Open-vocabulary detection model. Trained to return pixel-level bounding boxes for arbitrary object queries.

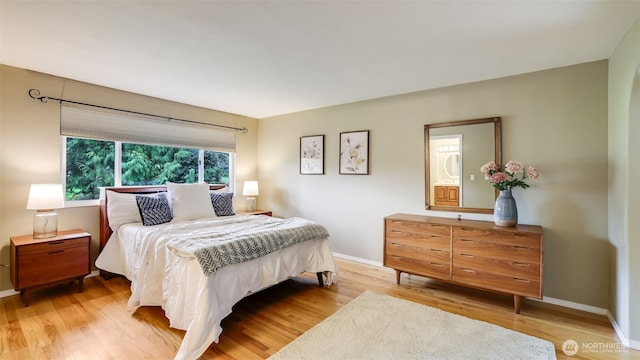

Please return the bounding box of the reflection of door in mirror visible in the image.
[425,117,501,214]
[430,135,461,206]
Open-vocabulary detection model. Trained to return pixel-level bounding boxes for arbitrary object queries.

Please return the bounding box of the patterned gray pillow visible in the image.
[136,193,173,226]
[210,192,235,216]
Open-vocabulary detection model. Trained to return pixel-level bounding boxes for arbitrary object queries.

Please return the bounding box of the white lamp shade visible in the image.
[242,181,259,196]
[26,184,65,210]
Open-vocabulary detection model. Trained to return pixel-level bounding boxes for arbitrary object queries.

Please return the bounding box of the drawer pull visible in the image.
[461,268,476,273]
[430,248,443,252]
[513,262,531,267]
[430,262,443,266]
[391,230,403,233]
[460,238,474,242]
[460,253,474,257]
[48,249,64,254]
[48,241,64,245]
[513,277,530,283]
[514,245,531,250]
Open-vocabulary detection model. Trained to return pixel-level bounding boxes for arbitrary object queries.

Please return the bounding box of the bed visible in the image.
[95,183,337,360]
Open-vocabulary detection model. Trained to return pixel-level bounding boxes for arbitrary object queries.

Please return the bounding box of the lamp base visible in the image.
[245,197,256,212]
[33,211,58,239]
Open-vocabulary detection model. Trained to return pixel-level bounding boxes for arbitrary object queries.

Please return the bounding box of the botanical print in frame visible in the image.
[300,135,325,175]
[339,130,369,175]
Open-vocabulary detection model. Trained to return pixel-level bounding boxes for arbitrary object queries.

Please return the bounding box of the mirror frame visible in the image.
[424,117,502,214]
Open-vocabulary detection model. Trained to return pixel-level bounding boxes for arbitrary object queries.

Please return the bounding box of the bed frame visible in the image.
[98,185,325,286]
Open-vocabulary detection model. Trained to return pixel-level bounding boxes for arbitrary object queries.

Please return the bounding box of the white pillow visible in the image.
[166,182,216,221]
[106,190,142,230]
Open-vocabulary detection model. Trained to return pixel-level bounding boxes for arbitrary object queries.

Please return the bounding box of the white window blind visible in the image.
[60,103,237,152]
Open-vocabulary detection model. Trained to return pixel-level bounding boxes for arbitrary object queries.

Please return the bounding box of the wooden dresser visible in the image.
[384,213,543,313]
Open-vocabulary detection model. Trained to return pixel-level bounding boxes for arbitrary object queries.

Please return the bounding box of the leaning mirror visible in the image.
[424,117,501,214]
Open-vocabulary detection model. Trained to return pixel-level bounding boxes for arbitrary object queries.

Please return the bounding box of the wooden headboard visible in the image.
[99,185,227,252]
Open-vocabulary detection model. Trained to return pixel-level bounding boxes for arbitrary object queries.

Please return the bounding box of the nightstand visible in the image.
[237,210,272,216]
[10,229,91,306]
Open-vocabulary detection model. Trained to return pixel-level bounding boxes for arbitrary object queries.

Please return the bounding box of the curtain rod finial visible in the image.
[28,88,48,103]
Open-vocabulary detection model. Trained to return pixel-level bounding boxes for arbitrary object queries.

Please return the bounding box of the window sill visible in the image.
[64,199,100,208]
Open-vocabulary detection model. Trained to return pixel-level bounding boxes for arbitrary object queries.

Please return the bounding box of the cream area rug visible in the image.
[269,290,556,360]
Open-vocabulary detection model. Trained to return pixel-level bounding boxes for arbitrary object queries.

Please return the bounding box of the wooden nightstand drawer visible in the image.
[10,229,91,306]
[18,246,90,289]
[18,236,88,255]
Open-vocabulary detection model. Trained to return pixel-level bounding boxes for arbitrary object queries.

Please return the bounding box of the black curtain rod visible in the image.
[28,88,248,133]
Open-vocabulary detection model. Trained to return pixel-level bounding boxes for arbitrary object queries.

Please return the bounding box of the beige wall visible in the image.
[0,64,259,292]
[608,19,640,345]
[259,60,609,308]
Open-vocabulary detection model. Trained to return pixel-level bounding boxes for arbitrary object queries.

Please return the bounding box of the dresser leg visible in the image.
[514,295,522,314]
[20,289,31,307]
[78,277,85,293]
[395,270,401,285]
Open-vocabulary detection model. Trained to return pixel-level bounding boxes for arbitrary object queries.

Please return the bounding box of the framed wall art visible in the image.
[339,130,369,175]
[300,135,325,175]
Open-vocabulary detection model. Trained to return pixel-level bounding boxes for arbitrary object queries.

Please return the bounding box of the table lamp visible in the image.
[242,181,259,212]
[26,184,65,238]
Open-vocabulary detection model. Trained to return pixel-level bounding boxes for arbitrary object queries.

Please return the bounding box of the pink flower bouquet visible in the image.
[481,160,540,191]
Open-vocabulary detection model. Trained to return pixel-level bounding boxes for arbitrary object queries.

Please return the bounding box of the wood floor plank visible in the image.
[0,258,637,359]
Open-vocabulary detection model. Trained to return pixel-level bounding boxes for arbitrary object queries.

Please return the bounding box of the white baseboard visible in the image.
[606,311,640,350]
[333,252,383,268]
[0,288,19,298]
[533,295,608,315]
[333,252,640,350]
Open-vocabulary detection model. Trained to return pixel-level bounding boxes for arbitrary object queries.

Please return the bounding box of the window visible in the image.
[64,137,232,201]
[65,138,115,200]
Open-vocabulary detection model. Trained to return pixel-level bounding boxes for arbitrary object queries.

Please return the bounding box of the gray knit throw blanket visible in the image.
[167,216,329,276]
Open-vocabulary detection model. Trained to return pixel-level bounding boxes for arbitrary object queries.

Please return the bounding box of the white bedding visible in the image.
[95,214,337,360]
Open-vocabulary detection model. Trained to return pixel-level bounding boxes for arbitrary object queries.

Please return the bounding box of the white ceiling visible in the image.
[1,1,639,119]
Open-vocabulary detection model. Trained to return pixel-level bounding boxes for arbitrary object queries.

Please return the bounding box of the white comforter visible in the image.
[95,215,337,360]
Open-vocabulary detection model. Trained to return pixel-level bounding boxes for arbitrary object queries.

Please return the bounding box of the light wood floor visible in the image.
[1,258,637,359]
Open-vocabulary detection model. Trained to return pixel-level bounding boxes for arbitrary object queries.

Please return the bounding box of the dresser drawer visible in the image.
[385,228,450,251]
[453,227,540,249]
[17,245,90,289]
[386,239,450,263]
[385,254,450,280]
[453,238,540,263]
[386,219,450,237]
[452,251,540,281]
[452,266,542,298]
[18,236,89,255]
